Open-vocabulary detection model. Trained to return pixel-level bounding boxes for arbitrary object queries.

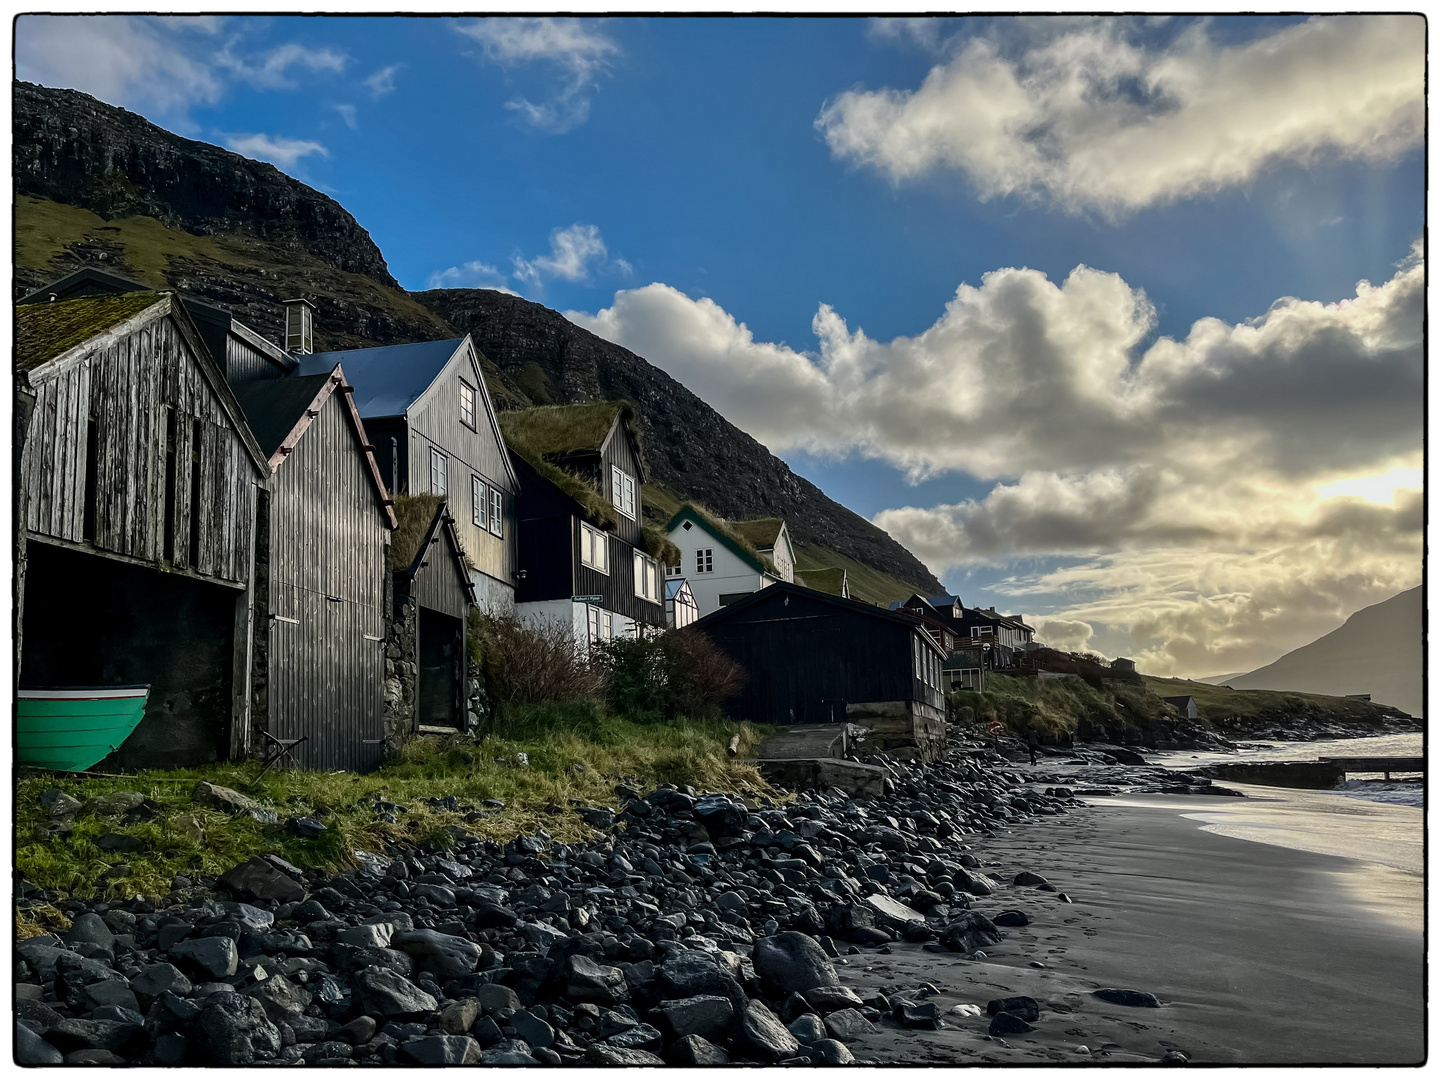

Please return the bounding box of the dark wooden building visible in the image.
[694,581,948,758]
[503,403,666,643]
[389,501,478,738]
[231,364,397,772]
[16,292,269,767]
[294,338,518,612]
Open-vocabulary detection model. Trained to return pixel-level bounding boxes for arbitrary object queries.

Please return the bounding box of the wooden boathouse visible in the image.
[231,365,397,772]
[16,292,269,767]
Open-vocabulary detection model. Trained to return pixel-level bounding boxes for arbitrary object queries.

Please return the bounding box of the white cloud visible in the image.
[1028,617,1095,654]
[220,133,330,172]
[514,224,611,287]
[818,15,1423,215]
[17,14,225,119]
[455,17,619,133]
[869,18,946,52]
[425,261,515,292]
[16,14,348,125]
[218,41,347,90]
[567,243,1423,677]
[333,104,359,130]
[365,64,401,99]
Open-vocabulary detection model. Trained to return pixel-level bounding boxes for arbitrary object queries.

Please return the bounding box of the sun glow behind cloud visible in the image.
[1316,465,1423,505]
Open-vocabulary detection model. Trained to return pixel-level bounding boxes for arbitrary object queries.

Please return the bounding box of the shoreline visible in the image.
[836,793,1424,1065]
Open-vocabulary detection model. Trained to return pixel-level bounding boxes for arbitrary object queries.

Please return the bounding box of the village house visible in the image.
[293,336,519,613]
[695,581,948,759]
[230,364,397,772]
[1165,694,1200,720]
[15,292,269,768]
[663,507,791,617]
[501,402,671,644]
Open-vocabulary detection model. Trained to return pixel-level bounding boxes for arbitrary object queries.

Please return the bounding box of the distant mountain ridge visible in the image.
[1228,587,1423,717]
[12,80,943,599]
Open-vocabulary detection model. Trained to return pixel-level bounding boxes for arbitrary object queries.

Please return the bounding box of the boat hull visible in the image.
[17,686,150,772]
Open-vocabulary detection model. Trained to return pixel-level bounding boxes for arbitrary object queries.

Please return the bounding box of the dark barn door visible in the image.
[417,607,464,729]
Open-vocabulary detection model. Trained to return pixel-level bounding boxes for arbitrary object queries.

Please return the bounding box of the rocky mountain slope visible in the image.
[13,81,942,597]
[1228,587,1423,717]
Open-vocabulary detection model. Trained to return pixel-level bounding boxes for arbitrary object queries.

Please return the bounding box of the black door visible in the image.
[418,607,463,729]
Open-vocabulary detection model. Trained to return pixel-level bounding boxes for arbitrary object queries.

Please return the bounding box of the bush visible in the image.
[595,627,744,723]
[473,613,607,712]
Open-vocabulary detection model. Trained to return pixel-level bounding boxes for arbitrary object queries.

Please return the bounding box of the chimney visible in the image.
[282,297,317,355]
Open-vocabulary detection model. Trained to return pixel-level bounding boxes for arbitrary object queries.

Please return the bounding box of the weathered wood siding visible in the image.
[405,344,516,594]
[267,391,389,773]
[410,530,472,621]
[601,424,645,548]
[225,330,286,385]
[20,311,256,585]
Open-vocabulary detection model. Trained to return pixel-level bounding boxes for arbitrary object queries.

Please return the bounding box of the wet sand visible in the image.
[834,797,1424,1065]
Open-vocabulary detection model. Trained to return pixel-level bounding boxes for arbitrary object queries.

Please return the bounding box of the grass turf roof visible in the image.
[798,566,848,597]
[391,493,445,569]
[498,400,637,458]
[728,517,785,550]
[16,291,166,372]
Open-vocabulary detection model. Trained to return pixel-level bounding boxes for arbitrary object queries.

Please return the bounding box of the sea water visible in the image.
[1151,732,1424,808]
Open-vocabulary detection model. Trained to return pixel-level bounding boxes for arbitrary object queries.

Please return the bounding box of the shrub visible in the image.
[595,627,744,723]
[473,612,608,712]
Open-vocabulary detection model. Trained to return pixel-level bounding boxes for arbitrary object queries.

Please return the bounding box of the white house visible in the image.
[663,507,789,617]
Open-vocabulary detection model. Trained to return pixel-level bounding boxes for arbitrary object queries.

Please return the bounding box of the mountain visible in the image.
[13,80,942,601]
[1228,587,1424,717]
[1194,672,1246,686]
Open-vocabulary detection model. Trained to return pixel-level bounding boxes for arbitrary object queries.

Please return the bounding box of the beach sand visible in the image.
[834,795,1424,1065]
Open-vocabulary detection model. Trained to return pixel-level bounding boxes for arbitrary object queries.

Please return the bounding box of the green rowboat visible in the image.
[17,685,150,771]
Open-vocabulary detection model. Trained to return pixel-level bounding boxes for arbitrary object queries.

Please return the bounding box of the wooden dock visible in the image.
[1200,756,1423,789]
[1318,757,1423,781]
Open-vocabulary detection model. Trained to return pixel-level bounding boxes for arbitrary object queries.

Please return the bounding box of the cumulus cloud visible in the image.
[1028,617,1095,655]
[817,15,1423,215]
[456,17,619,132]
[220,133,329,172]
[425,261,515,293]
[514,224,612,287]
[16,14,347,125]
[568,243,1423,676]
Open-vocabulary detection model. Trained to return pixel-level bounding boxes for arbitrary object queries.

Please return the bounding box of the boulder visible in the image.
[16,1023,64,1065]
[823,1008,878,1040]
[399,1035,482,1065]
[392,928,481,978]
[439,1000,479,1035]
[987,996,1040,1021]
[801,985,865,1015]
[194,993,282,1065]
[554,954,628,1005]
[736,999,801,1063]
[666,1034,731,1065]
[752,932,840,995]
[940,912,1002,954]
[247,974,312,1020]
[586,1044,666,1065]
[989,1011,1035,1036]
[169,937,239,980]
[89,791,147,815]
[813,1038,856,1065]
[217,857,305,903]
[353,968,438,1017]
[651,995,734,1042]
[192,781,259,814]
[1094,988,1164,1008]
[993,910,1030,927]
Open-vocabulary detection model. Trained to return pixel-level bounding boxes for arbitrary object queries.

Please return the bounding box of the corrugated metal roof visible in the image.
[232,373,334,457]
[294,338,465,418]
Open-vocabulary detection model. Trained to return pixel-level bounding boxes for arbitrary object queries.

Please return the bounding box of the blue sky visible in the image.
[16,14,1425,678]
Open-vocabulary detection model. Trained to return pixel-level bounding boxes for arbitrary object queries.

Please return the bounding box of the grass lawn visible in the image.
[16,705,772,930]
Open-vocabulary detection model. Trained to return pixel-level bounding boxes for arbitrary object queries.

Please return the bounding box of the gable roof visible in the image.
[16,292,166,372]
[16,291,269,477]
[694,580,946,656]
[665,505,775,576]
[499,400,645,482]
[232,364,397,530]
[295,338,467,418]
[399,500,477,606]
[665,578,694,602]
[728,517,786,551]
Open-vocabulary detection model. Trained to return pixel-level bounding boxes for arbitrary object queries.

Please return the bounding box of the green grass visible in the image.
[16,291,165,371]
[1141,676,1399,730]
[949,672,1170,740]
[792,543,929,606]
[16,708,773,920]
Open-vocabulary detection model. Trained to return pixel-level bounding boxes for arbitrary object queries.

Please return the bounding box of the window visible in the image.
[459,381,476,429]
[490,488,504,538]
[913,637,923,681]
[430,448,448,495]
[611,466,637,521]
[634,551,660,603]
[580,523,609,573]
[696,548,714,574]
[472,475,488,530]
[665,562,682,577]
[977,625,993,637]
[587,605,612,644]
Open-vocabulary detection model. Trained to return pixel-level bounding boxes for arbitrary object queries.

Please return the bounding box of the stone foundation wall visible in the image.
[383,583,418,756]
[846,699,947,761]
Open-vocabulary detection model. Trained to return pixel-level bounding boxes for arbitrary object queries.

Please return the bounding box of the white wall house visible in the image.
[663,508,787,618]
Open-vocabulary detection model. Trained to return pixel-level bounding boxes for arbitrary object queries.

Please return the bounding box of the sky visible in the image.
[15,13,1426,678]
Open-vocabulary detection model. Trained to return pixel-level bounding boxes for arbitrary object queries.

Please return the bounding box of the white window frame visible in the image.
[587,605,612,644]
[472,475,487,530]
[459,381,476,429]
[696,548,713,574]
[634,550,660,603]
[611,466,637,521]
[490,487,504,538]
[580,523,609,574]
[429,448,448,496]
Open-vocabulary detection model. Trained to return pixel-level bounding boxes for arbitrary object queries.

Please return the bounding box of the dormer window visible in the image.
[459,381,476,429]
[611,466,636,521]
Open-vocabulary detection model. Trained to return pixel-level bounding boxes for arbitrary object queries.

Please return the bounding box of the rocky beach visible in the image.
[14,730,1424,1067]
